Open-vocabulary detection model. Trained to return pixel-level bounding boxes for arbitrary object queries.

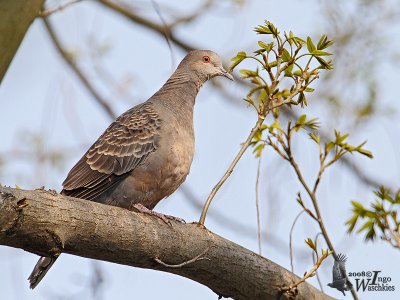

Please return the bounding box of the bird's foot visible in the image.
[133,203,185,225]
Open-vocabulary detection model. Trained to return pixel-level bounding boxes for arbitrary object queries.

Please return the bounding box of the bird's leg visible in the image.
[133,203,185,224]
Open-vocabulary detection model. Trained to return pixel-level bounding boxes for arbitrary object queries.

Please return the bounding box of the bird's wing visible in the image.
[62,103,161,200]
[332,256,345,282]
[336,253,348,279]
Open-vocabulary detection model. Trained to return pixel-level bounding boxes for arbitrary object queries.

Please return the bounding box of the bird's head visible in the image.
[179,50,234,83]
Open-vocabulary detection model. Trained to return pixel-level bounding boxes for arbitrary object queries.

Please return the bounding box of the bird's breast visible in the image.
[162,122,195,185]
[115,122,194,209]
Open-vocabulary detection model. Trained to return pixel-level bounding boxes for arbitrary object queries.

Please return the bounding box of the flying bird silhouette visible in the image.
[327,253,353,296]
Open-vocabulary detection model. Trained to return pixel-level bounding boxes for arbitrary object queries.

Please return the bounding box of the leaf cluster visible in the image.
[346,186,400,249]
[229,20,334,115]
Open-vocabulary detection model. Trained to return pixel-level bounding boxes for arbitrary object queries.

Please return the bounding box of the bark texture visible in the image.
[0,0,44,83]
[0,186,334,300]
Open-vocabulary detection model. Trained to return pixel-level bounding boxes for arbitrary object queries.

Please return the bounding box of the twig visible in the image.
[169,0,213,27]
[289,210,305,272]
[286,134,359,300]
[154,246,211,268]
[98,0,194,52]
[39,0,82,17]
[199,115,265,225]
[199,71,307,226]
[150,0,175,71]
[282,250,330,293]
[312,232,324,292]
[42,17,116,120]
[255,156,262,255]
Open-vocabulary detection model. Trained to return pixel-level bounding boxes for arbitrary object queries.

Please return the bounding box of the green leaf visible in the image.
[365,226,376,241]
[284,63,294,77]
[351,200,365,211]
[293,70,302,77]
[298,92,307,107]
[315,57,334,70]
[240,68,259,78]
[357,148,373,159]
[253,129,263,141]
[317,34,327,50]
[229,51,247,71]
[336,133,349,144]
[309,133,321,144]
[282,49,291,62]
[254,25,272,35]
[266,21,279,37]
[293,36,306,45]
[357,219,374,234]
[345,214,359,233]
[296,192,304,207]
[305,238,316,251]
[395,189,400,204]
[317,34,334,50]
[307,36,316,53]
[297,114,307,124]
[253,143,265,157]
[311,50,333,57]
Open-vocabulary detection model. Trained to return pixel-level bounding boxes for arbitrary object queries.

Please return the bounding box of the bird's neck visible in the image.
[152,69,203,115]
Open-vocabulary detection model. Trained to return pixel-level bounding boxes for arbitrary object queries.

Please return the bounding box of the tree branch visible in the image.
[97,0,194,52]
[0,185,333,300]
[39,0,82,17]
[42,16,117,120]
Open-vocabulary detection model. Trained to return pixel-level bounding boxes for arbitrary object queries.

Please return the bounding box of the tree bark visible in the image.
[0,186,333,300]
[0,0,44,83]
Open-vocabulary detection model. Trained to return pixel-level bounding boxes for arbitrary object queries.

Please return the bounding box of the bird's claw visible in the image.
[133,203,185,225]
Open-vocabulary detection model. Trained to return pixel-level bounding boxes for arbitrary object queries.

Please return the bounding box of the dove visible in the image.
[28,50,233,289]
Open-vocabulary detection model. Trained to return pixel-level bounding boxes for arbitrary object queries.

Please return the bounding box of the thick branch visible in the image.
[0,0,45,83]
[0,186,332,300]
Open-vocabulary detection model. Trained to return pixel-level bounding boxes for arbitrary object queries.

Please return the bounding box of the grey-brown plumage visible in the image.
[28,50,233,289]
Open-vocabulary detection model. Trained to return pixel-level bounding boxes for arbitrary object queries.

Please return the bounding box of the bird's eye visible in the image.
[202,56,210,63]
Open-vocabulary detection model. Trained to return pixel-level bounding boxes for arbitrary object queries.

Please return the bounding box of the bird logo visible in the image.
[327,253,353,296]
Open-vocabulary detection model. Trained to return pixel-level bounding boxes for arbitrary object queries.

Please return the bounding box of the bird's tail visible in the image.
[28,256,57,289]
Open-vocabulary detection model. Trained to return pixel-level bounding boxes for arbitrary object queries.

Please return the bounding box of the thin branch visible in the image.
[286,134,359,300]
[199,69,309,226]
[282,250,330,294]
[98,0,194,52]
[169,0,213,27]
[255,156,262,255]
[199,115,265,225]
[312,232,325,292]
[290,210,305,273]
[40,0,82,17]
[154,246,211,268]
[42,17,116,120]
[150,0,175,71]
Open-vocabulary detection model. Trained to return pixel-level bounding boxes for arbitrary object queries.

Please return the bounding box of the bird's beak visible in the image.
[219,67,234,81]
